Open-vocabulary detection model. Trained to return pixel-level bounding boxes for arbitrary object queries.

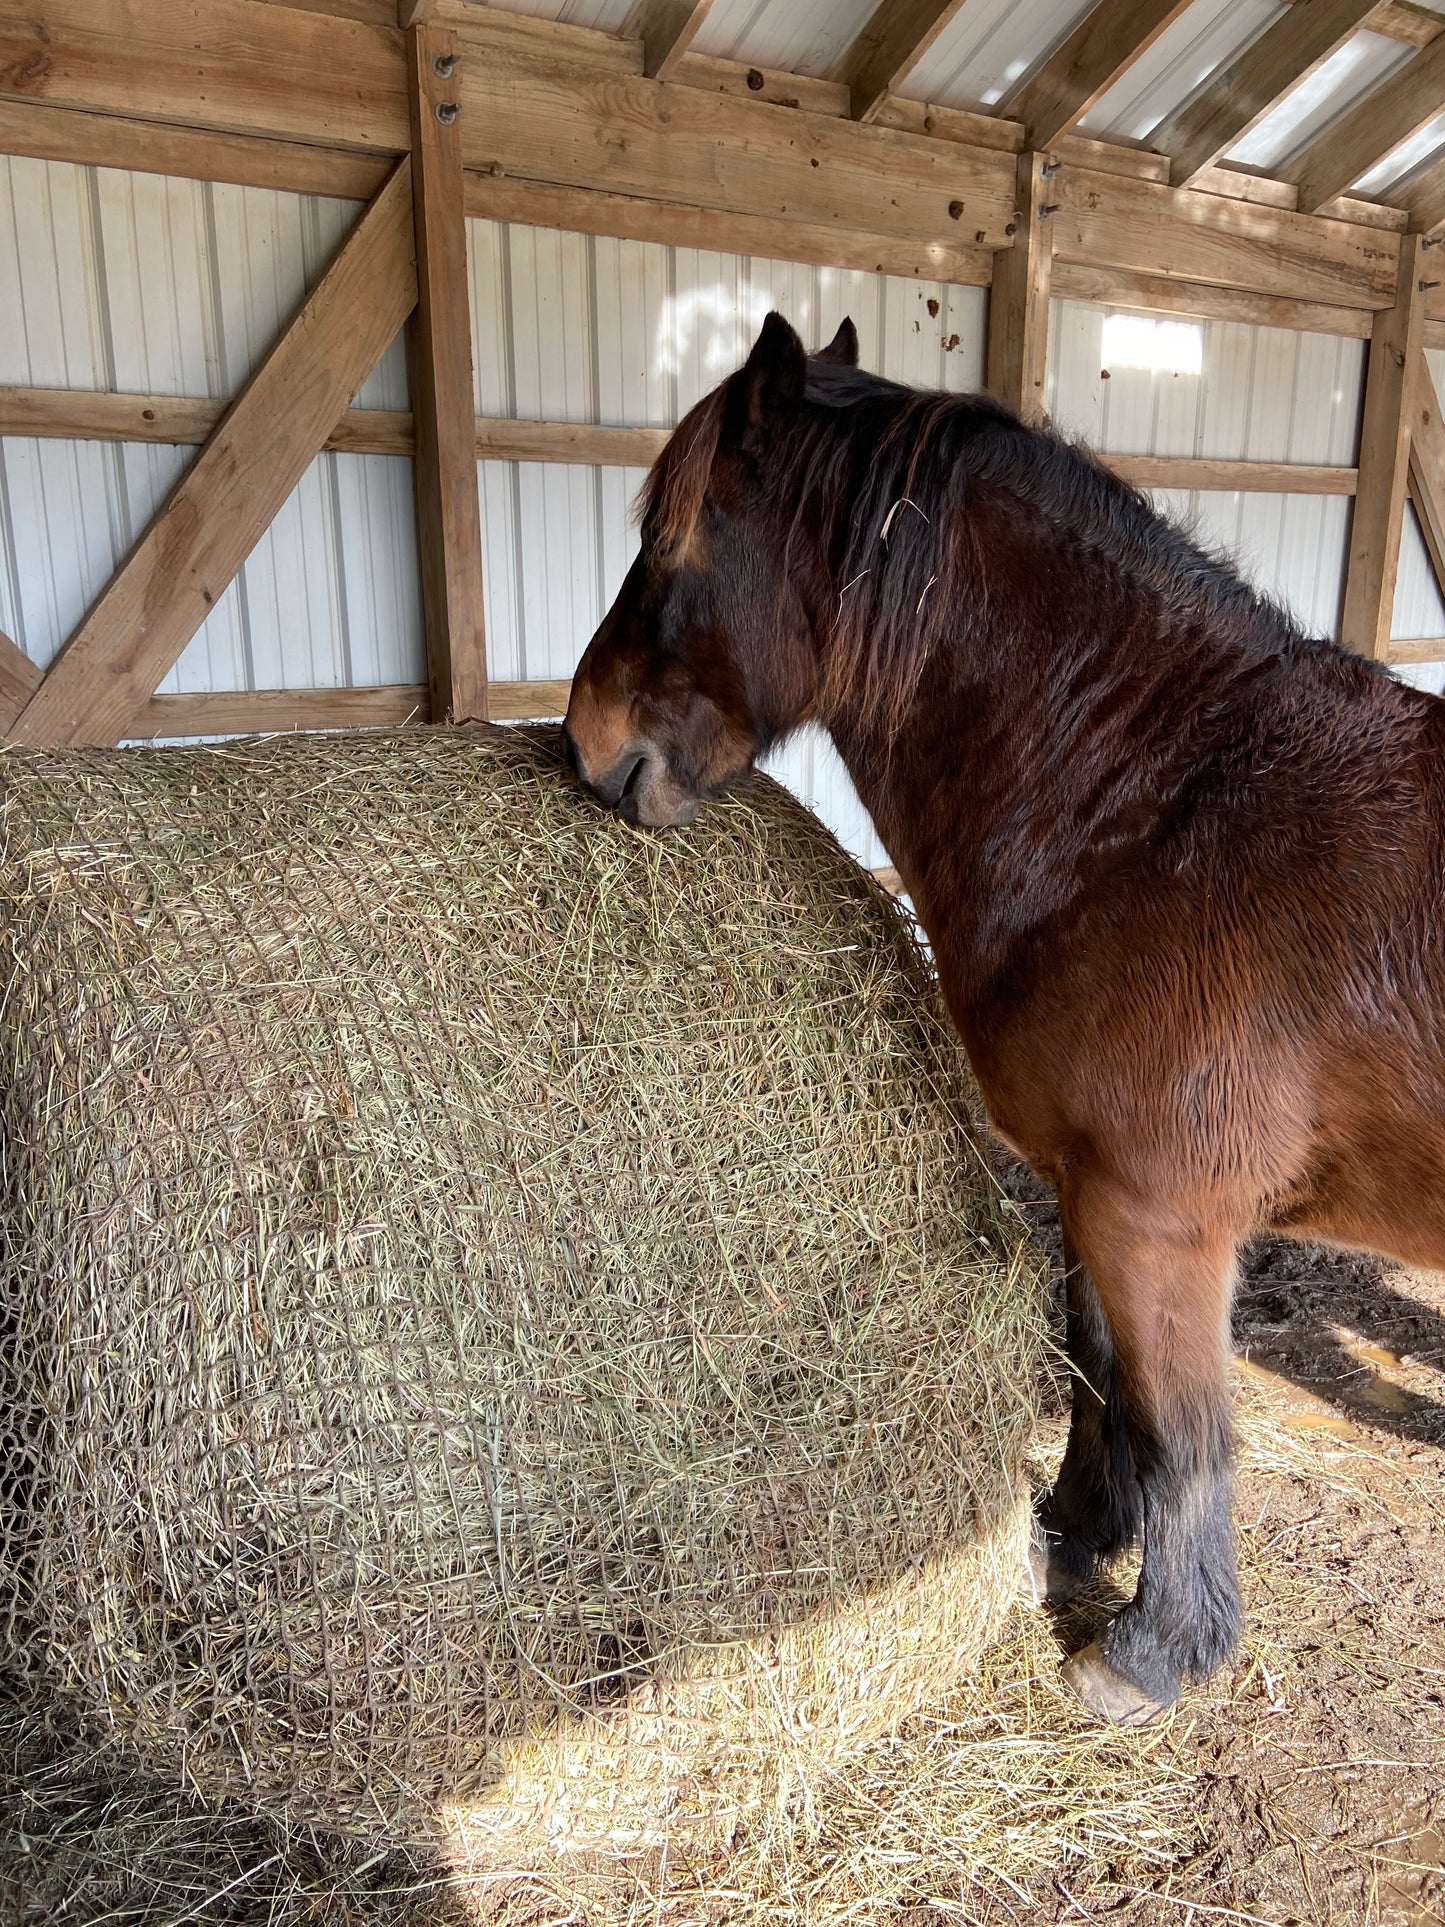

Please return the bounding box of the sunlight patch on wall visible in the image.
[1100,313,1204,376]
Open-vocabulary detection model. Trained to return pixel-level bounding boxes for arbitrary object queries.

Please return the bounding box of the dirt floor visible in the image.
[5,1188,1444,1926]
[996,1167,1445,1927]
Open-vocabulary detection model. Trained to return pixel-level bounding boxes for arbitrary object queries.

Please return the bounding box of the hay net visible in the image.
[0,724,1043,1845]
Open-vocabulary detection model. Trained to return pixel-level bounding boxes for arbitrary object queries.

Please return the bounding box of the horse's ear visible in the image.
[740,311,807,430]
[816,317,859,367]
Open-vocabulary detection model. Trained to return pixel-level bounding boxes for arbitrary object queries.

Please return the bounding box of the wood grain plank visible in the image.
[1149,0,1380,190]
[1050,260,1375,338]
[1400,155,1445,235]
[463,173,995,286]
[0,0,408,153]
[461,56,1018,251]
[986,152,1053,424]
[0,387,414,454]
[0,627,41,730]
[7,160,419,748]
[830,0,970,124]
[1107,456,1358,494]
[1051,164,1402,311]
[0,97,392,198]
[1340,233,1428,658]
[407,22,488,724]
[130,678,573,736]
[1007,0,1194,151]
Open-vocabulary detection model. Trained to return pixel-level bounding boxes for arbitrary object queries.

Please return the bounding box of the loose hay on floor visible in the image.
[0,724,1046,1872]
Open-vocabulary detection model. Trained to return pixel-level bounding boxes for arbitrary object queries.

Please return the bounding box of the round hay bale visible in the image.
[0,725,1045,1864]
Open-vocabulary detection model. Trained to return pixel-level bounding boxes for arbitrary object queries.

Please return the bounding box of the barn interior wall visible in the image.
[2,154,1444,856]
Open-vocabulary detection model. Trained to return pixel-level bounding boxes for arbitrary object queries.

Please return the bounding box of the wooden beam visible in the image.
[463,174,995,287]
[986,152,1053,424]
[1286,34,1445,213]
[0,0,409,155]
[474,419,671,465]
[0,628,41,730]
[1149,0,1381,190]
[1050,259,1376,338]
[830,0,969,125]
[128,677,572,738]
[625,1,716,82]
[1408,360,1445,599]
[133,683,429,737]
[1387,635,1445,663]
[0,385,1367,493]
[406,21,488,725]
[1399,157,1445,235]
[1049,164,1401,312]
[1006,0,1195,152]
[462,48,1017,251]
[6,160,418,749]
[1108,456,1357,494]
[1340,233,1429,659]
[0,98,392,200]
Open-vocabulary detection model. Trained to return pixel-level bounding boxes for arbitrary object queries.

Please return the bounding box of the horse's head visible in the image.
[564,311,858,827]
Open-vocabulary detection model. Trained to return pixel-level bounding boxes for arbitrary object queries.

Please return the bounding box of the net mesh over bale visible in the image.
[0,724,1045,1865]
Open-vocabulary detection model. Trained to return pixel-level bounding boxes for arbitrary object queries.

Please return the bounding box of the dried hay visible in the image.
[0,724,1047,1869]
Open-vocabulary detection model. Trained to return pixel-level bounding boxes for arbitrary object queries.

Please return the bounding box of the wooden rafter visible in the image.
[830,0,968,125]
[406,21,489,725]
[985,152,1053,424]
[1409,360,1445,599]
[1286,33,1445,213]
[1400,157,1445,235]
[1005,0,1194,153]
[625,0,716,81]
[1148,0,1380,190]
[1340,233,1429,659]
[5,160,419,749]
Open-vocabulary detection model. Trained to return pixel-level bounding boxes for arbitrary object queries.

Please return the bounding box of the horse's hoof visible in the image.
[1024,1529,1089,1606]
[1061,1641,1172,1726]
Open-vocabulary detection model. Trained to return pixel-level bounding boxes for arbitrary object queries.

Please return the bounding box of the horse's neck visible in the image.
[825,615,1232,1002]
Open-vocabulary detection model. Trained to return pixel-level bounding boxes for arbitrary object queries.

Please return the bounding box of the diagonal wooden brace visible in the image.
[5,158,419,749]
[1409,360,1445,605]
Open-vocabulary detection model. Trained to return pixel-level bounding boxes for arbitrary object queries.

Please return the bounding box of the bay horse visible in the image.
[562,311,1445,1725]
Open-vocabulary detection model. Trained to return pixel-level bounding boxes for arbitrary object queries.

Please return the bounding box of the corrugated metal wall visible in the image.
[0,155,421,694]
[3,154,1444,859]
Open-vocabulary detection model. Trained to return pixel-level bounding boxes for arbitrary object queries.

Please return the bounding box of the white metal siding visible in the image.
[1046,296,1364,636]
[1080,0,1283,143]
[0,154,422,692]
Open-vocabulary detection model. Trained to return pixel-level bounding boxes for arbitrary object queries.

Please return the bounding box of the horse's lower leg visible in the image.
[1058,1187,1241,1720]
[1034,1231,1142,1597]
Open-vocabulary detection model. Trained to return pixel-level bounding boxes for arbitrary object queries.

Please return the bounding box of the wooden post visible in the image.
[985,152,1053,425]
[406,21,489,726]
[1340,234,1429,660]
[7,161,418,748]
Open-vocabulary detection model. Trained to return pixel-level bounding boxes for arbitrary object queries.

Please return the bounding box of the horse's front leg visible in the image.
[1032,1227,1143,1599]
[1055,1180,1242,1723]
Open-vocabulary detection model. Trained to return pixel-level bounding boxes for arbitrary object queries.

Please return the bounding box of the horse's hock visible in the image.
[0,724,1046,1865]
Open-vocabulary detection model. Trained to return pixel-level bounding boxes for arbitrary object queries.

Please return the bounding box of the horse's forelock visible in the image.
[640,381,731,560]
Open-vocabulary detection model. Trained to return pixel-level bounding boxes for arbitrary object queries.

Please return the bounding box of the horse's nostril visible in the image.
[618,754,646,807]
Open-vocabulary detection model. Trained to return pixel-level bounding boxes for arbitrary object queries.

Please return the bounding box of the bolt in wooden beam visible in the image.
[406,22,489,725]
[6,160,418,748]
[985,153,1054,425]
[1340,233,1429,659]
